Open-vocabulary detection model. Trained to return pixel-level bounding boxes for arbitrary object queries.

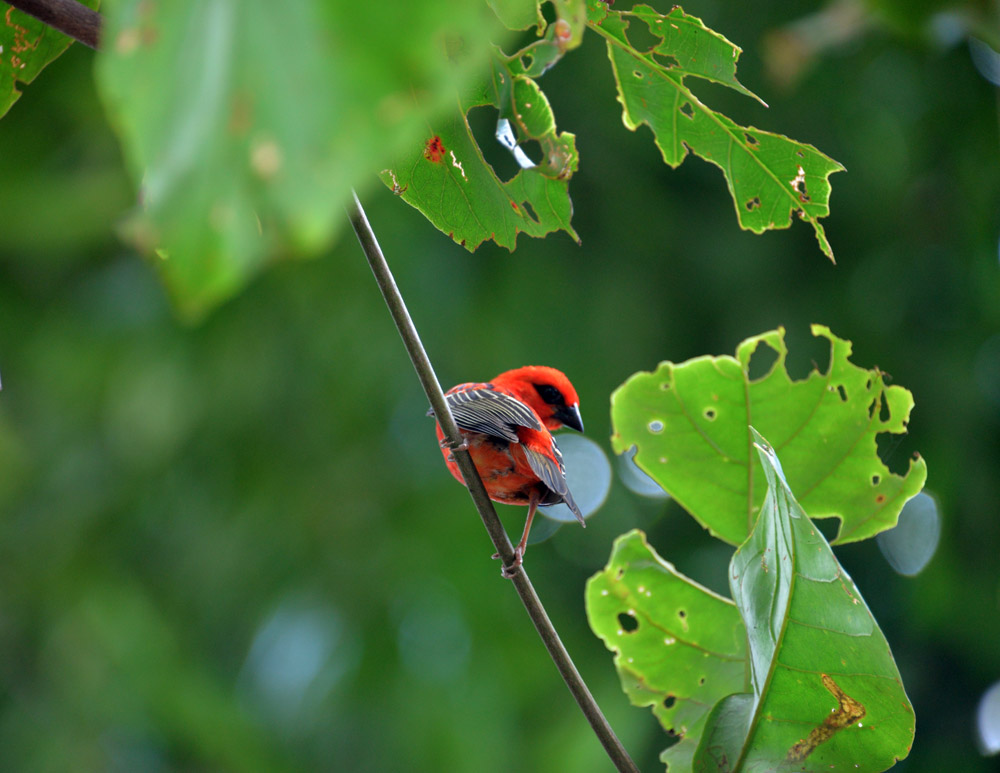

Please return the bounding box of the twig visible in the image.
[347,190,640,773]
[4,0,102,50]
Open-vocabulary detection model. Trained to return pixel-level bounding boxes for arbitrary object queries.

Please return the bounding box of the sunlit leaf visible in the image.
[586,530,746,770]
[693,431,914,771]
[611,325,927,545]
[96,0,495,319]
[0,0,100,119]
[587,2,844,259]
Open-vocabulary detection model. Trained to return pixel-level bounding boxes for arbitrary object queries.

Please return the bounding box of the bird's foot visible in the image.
[439,437,469,452]
[492,548,524,579]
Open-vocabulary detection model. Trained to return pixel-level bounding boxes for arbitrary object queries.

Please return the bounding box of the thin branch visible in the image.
[5,0,102,50]
[347,190,640,773]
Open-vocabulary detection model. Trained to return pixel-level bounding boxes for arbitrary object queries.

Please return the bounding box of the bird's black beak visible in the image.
[554,404,584,433]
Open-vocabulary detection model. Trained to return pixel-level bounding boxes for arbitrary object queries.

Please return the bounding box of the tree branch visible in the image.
[4,0,102,50]
[347,190,639,773]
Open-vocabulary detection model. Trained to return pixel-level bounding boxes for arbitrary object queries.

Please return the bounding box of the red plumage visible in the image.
[431,366,585,575]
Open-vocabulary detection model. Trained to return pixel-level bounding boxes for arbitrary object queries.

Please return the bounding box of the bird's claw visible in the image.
[439,437,469,452]
[493,548,524,579]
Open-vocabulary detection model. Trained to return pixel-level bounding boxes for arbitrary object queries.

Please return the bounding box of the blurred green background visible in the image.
[1,1,999,770]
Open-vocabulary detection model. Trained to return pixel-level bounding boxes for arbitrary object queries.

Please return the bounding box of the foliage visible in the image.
[0,0,843,318]
[587,3,843,258]
[1,0,995,772]
[587,530,746,770]
[377,52,581,251]
[591,332,923,769]
[385,0,843,261]
[609,325,927,546]
[92,0,500,318]
[696,432,913,771]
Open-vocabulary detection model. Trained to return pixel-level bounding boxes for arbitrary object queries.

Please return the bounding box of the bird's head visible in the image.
[491,366,584,433]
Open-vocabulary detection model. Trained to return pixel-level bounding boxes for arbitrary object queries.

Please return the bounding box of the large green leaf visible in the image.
[0,0,100,119]
[488,0,543,32]
[96,0,496,319]
[380,38,581,251]
[610,325,927,546]
[586,530,746,770]
[587,2,844,259]
[693,431,914,771]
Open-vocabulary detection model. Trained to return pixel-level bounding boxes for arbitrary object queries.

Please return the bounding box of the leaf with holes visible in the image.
[693,432,914,771]
[379,49,579,252]
[1,0,100,119]
[586,530,746,770]
[610,325,927,546]
[587,2,844,259]
[96,0,495,319]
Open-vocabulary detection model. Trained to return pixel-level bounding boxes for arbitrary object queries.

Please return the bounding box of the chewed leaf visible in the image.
[381,54,579,251]
[588,2,844,259]
[1,0,100,119]
[586,530,746,770]
[610,325,927,545]
[693,433,914,770]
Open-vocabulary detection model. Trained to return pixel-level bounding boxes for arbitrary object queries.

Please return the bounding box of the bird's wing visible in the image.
[521,441,585,526]
[443,387,543,443]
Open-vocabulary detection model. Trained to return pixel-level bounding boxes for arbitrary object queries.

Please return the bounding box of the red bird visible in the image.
[431,366,585,575]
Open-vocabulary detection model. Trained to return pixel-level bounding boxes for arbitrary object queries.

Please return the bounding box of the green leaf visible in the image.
[588,2,844,259]
[586,530,747,770]
[96,0,495,319]
[693,431,914,771]
[610,325,927,546]
[0,0,100,119]
[488,0,543,31]
[380,53,579,252]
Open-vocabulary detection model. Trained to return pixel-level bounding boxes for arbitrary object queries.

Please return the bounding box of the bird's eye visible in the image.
[534,384,563,405]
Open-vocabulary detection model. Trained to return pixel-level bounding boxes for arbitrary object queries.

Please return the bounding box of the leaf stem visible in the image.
[4,0,102,50]
[347,190,639,773]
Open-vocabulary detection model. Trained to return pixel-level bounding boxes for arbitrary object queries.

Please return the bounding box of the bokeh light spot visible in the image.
[875,492,940,576]
[977,679,1000,755]
[239,595,360,729]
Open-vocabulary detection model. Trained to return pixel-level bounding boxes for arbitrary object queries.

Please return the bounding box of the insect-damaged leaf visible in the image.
[379,52,580,252]
[586,530,746,770]
[610,325,927,546]
[692,432,914,771]
[587,2,844,259]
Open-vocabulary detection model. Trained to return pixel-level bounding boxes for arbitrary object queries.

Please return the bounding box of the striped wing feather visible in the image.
[444,388,542,442]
